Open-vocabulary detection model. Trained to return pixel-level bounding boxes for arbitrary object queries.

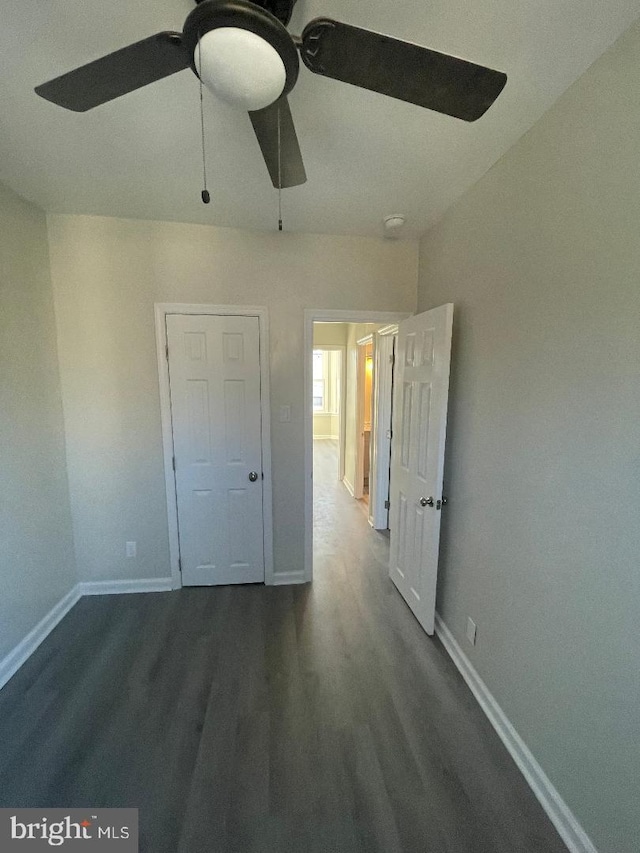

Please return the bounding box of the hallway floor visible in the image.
[0,440,565,852]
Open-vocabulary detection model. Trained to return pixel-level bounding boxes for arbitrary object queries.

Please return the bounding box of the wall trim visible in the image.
[1,578,174,692]
[342,477,355,498]
[434,613,597,853]
[0,584,82,691]
[80,578,173,596]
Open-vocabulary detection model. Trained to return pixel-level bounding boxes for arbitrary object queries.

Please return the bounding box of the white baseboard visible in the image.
[0,583,82,691]
[434,613,597,853]
[343,477,355,497]
[270,571,307,586]
[0,577,174,692]
[313,435,340,441]
[80,577,173,595]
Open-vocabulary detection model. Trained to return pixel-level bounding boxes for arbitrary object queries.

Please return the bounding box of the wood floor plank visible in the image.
[0,439,567,853]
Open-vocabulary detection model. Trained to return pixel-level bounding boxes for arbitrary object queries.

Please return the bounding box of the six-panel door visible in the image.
[166,314,265,585]
[389,304,453,635]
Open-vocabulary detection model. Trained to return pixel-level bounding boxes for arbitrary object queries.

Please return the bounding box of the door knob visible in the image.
[420,496,434,507]
[248,471,259,482]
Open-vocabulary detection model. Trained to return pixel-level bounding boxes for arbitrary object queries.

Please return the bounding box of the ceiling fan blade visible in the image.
[35,32,190,112]
[300,19,507,122]
[249,97,307,188]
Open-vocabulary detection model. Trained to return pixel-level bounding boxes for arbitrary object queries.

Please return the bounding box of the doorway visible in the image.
[313,322,379,509]
[303,309,410,581]
[306,305,454,641]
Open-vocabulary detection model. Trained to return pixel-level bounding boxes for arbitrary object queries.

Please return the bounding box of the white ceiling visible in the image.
[2,0,639,238]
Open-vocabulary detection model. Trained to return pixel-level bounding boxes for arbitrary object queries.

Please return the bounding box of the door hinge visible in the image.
[384,499,390,510]
[172,455,176,472]
[165,343,169,361]
[389,354,394,364]
[178,556,182,571]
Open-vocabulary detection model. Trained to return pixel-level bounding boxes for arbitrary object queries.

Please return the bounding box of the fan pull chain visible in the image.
[198,37,210,204]
[277,103,283,231]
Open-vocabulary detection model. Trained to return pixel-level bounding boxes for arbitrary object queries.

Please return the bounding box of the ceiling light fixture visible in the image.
[183,1,299,112]
[197,28,285,110]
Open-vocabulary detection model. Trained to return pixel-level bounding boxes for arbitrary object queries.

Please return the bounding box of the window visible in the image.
[311,349,342,415]
[312,349,340,413]
[312,350,326,411]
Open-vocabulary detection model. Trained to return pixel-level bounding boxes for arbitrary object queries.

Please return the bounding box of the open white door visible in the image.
[389,304,453,635]
[166,313,265,586]
[371,331,396,530]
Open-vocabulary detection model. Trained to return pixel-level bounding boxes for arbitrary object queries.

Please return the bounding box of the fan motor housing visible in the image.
[183,0,299,96]
[193,0,298,27]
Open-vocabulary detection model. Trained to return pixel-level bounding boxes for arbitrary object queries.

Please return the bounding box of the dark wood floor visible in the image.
[0,439,566,852]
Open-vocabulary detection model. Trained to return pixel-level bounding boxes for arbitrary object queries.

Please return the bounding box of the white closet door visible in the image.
[167,313,264,586]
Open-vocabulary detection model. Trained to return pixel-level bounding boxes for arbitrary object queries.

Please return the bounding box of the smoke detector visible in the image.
[383,214,406,238]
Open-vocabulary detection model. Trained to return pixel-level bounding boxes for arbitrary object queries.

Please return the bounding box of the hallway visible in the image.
[0,442,565,852]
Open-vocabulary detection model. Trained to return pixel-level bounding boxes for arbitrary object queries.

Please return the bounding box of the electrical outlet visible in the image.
[125,541,137,558]
[466,617,477,646]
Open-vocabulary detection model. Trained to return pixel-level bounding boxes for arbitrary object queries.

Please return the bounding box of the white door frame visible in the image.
[370,325,398,529]
[303,309,410,582]
[155,303,274,589]
[354,341,366,500]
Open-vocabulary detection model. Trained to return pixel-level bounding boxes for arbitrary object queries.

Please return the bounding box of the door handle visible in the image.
[420,496,434,507]
[248,471,259,482]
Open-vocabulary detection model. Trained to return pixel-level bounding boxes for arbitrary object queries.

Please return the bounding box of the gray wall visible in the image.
[0,183,76,662]
[47,214,417,582]
[417,21,640,853]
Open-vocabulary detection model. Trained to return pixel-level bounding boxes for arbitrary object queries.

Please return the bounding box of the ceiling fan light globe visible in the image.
[196,27,286,111]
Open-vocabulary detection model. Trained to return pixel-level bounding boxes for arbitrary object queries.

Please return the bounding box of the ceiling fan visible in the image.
[35,0,507,190]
